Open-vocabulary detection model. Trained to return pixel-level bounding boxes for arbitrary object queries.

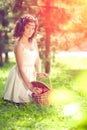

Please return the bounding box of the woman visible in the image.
[3,14,48,104]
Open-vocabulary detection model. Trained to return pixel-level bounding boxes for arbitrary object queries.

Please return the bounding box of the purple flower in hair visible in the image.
[13,14,38,38]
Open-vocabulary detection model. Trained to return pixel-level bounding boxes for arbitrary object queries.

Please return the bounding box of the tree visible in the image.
[0,9,9,66]
[37,0,70,73]
[4,0,87,69]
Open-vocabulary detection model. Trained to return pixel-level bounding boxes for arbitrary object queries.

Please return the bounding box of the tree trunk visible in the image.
[0,53,3,66]
[0,44,4,67]
[45,29,50,73]
[45,60,50,73]
[5,51,9,63]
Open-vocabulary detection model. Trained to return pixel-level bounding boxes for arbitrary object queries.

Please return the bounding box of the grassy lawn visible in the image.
[0,55,87,130]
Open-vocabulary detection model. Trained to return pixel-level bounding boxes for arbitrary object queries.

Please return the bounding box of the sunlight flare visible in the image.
[63,102,80,116]
[48,88,76,105]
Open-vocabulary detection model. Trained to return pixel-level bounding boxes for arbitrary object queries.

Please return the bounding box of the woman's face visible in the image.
[23,22,35,38]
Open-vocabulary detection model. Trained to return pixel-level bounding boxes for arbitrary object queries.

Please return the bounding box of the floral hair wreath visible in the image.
[13,15,38,38]
[19,15,38,27]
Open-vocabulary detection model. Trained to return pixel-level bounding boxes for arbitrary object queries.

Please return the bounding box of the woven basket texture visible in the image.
[31,81,51,106]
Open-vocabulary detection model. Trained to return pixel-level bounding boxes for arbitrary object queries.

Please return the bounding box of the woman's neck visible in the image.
[22,35,29,43]
[19,36,34,50]
[20,35,32,45]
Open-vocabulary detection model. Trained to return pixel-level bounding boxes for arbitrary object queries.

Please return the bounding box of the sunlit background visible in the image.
[0,0,87,129]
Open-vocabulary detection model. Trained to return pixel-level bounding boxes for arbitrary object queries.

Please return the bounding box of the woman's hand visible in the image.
[28,83,42,94]
[32,87,42,94]
[37,72,49,79]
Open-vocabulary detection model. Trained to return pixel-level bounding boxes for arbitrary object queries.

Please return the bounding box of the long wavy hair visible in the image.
[13,14,38,41]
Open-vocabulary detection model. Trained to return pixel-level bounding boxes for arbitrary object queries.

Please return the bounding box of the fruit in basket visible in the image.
[37,87,43,94]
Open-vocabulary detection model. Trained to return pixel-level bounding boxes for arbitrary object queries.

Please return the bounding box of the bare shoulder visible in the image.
[14,41,24,53]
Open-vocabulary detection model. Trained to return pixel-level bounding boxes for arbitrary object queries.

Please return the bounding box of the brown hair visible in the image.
[13,14,38,40]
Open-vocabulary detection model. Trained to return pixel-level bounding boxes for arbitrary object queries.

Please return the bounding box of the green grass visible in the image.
[0,57,87,130]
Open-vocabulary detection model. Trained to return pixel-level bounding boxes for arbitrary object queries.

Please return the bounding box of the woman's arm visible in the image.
[14,42,45,94]
[14,42,33,91]
[34,42,41,73]
[35,42,48,78]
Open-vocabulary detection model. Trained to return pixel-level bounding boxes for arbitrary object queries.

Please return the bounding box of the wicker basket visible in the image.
[31,80,52,106]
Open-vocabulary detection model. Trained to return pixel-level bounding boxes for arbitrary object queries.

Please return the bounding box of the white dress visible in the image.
[3,45,38,103]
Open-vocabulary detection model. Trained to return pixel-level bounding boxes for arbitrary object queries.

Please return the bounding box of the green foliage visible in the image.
[0,57,87,130]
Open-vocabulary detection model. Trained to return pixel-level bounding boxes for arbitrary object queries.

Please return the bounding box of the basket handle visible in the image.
[48,77,52,88]
[37,76,52,89]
